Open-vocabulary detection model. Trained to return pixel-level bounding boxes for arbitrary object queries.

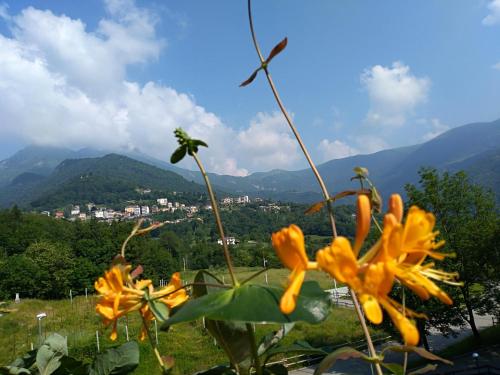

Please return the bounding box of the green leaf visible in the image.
[257,323,295,357]
[170,146,187,164]
[263,363,288,375]
[88,341,139,375]
[264,340,326,364]
[192,139,208,148]
[313,347,368,375]
[381,363,404,375]
[163,281,331,327]
[36,334,68,375]
[149,299,170,322]
[193,270,252,366]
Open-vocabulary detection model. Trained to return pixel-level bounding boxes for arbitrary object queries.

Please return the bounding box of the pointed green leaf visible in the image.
[170,146,187,164]
[88,341,139,375]
[381,363,404,375]
[314,347,368,375]
[163,281,331,327]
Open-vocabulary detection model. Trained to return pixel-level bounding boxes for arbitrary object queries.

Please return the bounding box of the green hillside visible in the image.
[0,154,206,209]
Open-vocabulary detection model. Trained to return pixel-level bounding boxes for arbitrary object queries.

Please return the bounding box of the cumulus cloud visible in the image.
[483,0,500,26]
[361,61,430,127]
[236,112,301,171]
[317,139,357,162]
[0,0,303,176]
[421,118,450,141]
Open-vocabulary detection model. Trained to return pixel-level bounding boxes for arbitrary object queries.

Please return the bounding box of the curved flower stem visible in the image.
[246,323,263,375]
[121,219,143,258]
[141,315,166,371]
[192,152,238,286]
[246,2,381,374]
[246,0,337,238]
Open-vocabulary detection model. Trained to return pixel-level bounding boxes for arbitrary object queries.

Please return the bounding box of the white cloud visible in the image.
[361,61,430,127]
[493,62,500,70]
[421,118,450,141]
[0,1,300,176]
[317,139,358,162]
[236,112,301,171]
[483,0,500,26]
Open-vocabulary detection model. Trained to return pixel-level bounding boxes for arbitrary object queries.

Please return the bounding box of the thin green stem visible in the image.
[141,314,166,371]
[240,268,269,285]
[246,0,337,238]
[192,152,238,286]
[246,323,263,375]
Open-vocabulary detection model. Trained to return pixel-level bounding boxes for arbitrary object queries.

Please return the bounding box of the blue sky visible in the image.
[0,0,499,175]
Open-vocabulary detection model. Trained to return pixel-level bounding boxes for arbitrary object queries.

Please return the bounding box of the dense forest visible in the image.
[0,203,355,300]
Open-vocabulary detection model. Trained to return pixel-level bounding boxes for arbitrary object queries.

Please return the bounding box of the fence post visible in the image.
[96,331,100,353]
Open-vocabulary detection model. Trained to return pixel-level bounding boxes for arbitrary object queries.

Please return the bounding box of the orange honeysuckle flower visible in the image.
[316,194,458,346]
[272,224,318,314]
[95,266,187,340]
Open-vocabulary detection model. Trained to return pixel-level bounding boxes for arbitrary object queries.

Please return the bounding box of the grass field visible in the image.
[0,267,377,374]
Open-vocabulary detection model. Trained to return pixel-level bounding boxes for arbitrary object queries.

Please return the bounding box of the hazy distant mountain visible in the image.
[1,118,498,207]
[186,119,500,202]
[0,154,205,209]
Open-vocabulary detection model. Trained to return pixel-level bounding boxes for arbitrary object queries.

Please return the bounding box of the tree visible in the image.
[405,168,499,339]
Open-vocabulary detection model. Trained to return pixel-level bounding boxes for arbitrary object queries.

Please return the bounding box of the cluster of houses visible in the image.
[42,197,200,222]
[220,195,251,205]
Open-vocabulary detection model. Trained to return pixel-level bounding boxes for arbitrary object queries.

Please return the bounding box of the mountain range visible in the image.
[0,118,498,208]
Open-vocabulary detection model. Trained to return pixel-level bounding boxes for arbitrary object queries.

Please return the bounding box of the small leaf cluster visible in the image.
[170,128,208,164]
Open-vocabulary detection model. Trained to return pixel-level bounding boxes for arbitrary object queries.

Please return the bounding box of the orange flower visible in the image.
[272,224,318,314]
[316,194,457,346]
[95,266,188,340]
